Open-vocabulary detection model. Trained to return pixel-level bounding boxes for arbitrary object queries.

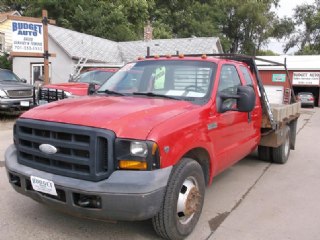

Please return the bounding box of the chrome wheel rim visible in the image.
[176,176,201,224]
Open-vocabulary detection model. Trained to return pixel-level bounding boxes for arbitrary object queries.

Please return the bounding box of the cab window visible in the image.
[218,65,242,94]
[217,64,242,110]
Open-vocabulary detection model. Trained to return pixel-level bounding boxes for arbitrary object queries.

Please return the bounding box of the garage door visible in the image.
[264,85,284,104]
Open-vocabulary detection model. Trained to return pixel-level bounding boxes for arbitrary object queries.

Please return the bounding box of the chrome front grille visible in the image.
[7,89,33,98]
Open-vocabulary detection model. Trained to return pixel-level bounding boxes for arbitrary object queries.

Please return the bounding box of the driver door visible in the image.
[209,64,252,172]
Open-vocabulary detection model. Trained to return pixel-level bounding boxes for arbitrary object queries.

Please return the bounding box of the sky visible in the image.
[264,0,315,54]
[276,0,314,18]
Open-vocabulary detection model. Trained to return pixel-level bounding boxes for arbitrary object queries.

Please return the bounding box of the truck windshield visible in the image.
[98,60,216,103]
[74,70,114,85]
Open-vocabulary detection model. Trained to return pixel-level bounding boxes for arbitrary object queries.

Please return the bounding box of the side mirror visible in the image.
[87,83,96,95]
[237,86,256,112]
[217,85,255,113]
[21,78,27,83]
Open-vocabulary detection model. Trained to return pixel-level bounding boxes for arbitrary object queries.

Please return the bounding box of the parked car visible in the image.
[38,68,118,104]
[0,68,35,112]
[297,92,315,108]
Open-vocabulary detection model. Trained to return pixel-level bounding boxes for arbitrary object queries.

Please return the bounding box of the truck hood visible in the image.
[43,83,91,96]
[22,96,195,139]
[0,80,33,91]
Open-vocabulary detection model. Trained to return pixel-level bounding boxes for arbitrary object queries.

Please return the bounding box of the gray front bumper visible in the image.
[5,145,172,221]
[0,97,34,109]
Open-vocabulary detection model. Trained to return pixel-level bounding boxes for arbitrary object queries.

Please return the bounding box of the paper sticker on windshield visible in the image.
[119,63,136,72]
[154,67,166,89]
[166,90,184,96]
[165,90,205,98]
[186,92,206,97]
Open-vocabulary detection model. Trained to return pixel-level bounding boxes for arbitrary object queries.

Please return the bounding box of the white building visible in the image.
[11,25,223,84]
[257,55,320,106]
[0,11,21,54]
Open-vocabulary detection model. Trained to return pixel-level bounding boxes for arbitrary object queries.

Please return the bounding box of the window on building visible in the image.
[31,63,51,84]
[0,32,5,52]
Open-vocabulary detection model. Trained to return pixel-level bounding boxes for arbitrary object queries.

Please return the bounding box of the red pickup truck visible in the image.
[5,55,299,240]
[38,68,118,104]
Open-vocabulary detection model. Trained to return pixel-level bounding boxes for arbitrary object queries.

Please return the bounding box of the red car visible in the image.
[38,68,118,104]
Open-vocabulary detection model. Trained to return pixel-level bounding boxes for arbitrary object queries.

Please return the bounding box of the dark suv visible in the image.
[0,69,35,111]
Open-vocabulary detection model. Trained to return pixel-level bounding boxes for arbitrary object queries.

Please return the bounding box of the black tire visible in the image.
[258,145,272,162]
[271,126,291,164]
[289,119,298,150]
[152,158,205,240]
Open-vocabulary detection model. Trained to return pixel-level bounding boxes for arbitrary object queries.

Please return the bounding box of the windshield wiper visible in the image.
[132,92,180,100]
[100,89,125,96]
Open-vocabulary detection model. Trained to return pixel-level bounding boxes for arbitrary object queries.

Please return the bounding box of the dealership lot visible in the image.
[0,108,318,240]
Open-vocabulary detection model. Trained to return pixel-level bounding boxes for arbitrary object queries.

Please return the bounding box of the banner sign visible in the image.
[12,21,44,53]
[292,72,320,85]
[272,74,286,82]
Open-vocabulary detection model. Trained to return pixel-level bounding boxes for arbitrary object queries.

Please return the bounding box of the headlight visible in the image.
[115,139,160,170]
[130,141,148,157]
[64,91,73,97]
[0,89,8,98]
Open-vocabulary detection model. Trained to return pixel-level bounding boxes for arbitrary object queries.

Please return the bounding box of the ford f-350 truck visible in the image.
[5,54,300,240]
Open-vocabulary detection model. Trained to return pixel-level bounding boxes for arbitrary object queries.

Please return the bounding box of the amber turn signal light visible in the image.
[119,160,147,170]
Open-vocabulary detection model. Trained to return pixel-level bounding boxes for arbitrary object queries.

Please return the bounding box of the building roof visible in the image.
[0,11,20,23]
[49,25,122,64]
[256,55,320,71]
[48,25,223,64]
[118,37,223,62]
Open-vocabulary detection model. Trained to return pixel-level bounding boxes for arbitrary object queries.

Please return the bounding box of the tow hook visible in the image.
[76,194,102,209]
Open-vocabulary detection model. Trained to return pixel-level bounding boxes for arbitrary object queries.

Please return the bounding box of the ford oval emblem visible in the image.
[39,144,57,155]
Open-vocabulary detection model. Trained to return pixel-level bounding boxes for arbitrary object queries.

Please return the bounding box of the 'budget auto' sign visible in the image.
[292,72,320,86]
[12,21,44,53]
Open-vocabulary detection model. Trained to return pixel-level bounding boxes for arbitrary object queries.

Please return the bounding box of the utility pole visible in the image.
[42,10,50,85]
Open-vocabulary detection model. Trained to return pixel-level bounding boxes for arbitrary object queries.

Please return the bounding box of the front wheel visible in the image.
[152,158,205,240]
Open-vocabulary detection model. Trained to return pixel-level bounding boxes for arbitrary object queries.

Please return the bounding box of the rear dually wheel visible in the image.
[272,126,291,164]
